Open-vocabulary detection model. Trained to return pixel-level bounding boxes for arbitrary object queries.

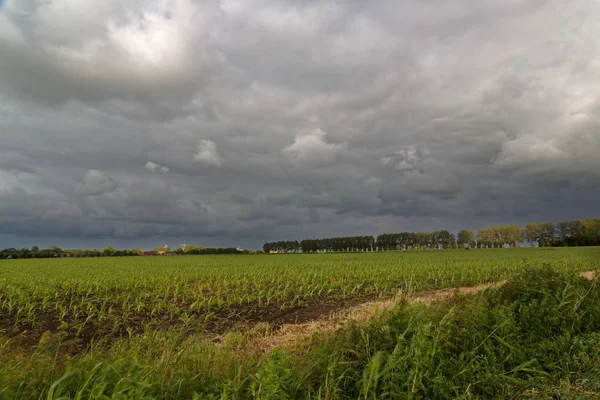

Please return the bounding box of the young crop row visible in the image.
[0,248,598,349]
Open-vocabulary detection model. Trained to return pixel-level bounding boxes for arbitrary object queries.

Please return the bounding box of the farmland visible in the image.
[1,247,600,398]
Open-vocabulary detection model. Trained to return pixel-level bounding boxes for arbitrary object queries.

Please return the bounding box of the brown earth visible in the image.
[235,270,598,354]
[2,271,596,356]
[0,292,380,355]
[580,271,596,280]
[243,281,502,354]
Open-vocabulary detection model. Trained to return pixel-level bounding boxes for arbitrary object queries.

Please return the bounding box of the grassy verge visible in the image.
[2,267,600,399]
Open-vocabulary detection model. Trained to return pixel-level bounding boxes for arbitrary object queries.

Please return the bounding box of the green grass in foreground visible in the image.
[0,247,599,398]
[3,267,600,399]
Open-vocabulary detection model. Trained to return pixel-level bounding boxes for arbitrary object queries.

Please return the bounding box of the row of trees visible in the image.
[376,231,456,250]
[533,219,600,247]
[0,246,145,259]
[470,219,600,249]
[262,241,301,253]
[185,247,249,254]
[454,219,600,249]
[264,232,458,253]
[0,245,256,259]
[263,218,600,253]
[263,237,379,253]
[301,236,376,252]
[470,225,525,248]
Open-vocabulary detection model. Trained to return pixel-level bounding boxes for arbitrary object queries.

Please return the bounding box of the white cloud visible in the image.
[0,0,214,105]
[75,170,117,196]
[380,156,393,165]
[381,146,430,172]
[194,140,223,166]
[145,161,170,173]
[282,128,345,167]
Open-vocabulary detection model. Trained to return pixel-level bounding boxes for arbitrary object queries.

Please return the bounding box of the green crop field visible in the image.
[1,247,600,398]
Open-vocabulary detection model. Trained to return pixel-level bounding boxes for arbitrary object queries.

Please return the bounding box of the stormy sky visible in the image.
[0,0,599,250]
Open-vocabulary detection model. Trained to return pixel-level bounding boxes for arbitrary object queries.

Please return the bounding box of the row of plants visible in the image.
[1,248,598,353]
[2,267,600,398]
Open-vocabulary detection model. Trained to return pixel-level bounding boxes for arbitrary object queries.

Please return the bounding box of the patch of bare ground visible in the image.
[221,281,503,354]
[235,270,597,354]
[580,271,596,280]
[406,281,504,305]
[211,293,379,334]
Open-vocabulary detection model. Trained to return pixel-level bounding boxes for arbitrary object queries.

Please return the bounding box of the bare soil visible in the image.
[2,271,596,356]
[236,270,597,354]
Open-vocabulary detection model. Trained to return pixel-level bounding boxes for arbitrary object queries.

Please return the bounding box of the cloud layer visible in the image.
[0,0,599,249]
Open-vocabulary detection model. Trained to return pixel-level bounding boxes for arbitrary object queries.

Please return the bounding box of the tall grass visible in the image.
[2,267,600,398]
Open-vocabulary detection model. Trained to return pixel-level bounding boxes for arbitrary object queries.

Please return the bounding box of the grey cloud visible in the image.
[75,170,117,196]
[0,150,36,173]
[0,168,83,227]
[0,0,599,249]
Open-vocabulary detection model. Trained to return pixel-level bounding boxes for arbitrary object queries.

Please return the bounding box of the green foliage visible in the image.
[0,249,600,398]
[457,229,475,248]
[315,267,600,399]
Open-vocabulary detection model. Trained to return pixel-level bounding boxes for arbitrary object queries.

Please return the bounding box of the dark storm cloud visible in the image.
[0,0,599,249]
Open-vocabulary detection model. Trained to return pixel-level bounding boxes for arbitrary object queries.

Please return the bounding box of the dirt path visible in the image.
[217,281,502,353]
[580,271,596,280]
[229,271,596,354]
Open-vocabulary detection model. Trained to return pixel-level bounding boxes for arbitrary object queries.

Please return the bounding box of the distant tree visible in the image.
[185,245,205,252]
[17,248,30,258]
[583,219,600,246]
[569,220,585,246]
[457,230,475,248]
[524,223,539,247]
[556,221,570,246]
[508,225,524,247]
[537,222,556,247]
[437,230,453,249]
[476,228,493,248]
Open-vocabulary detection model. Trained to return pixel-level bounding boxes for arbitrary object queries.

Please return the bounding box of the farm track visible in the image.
[236,271,597,354]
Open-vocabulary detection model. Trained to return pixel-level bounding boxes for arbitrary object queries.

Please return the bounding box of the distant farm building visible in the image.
[157,244,169,255]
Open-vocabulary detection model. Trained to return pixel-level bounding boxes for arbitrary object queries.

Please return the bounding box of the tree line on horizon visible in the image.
[0,246,143,260]
[0,245,255,260]
[1,218,598,259]
[263,218,600,253]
